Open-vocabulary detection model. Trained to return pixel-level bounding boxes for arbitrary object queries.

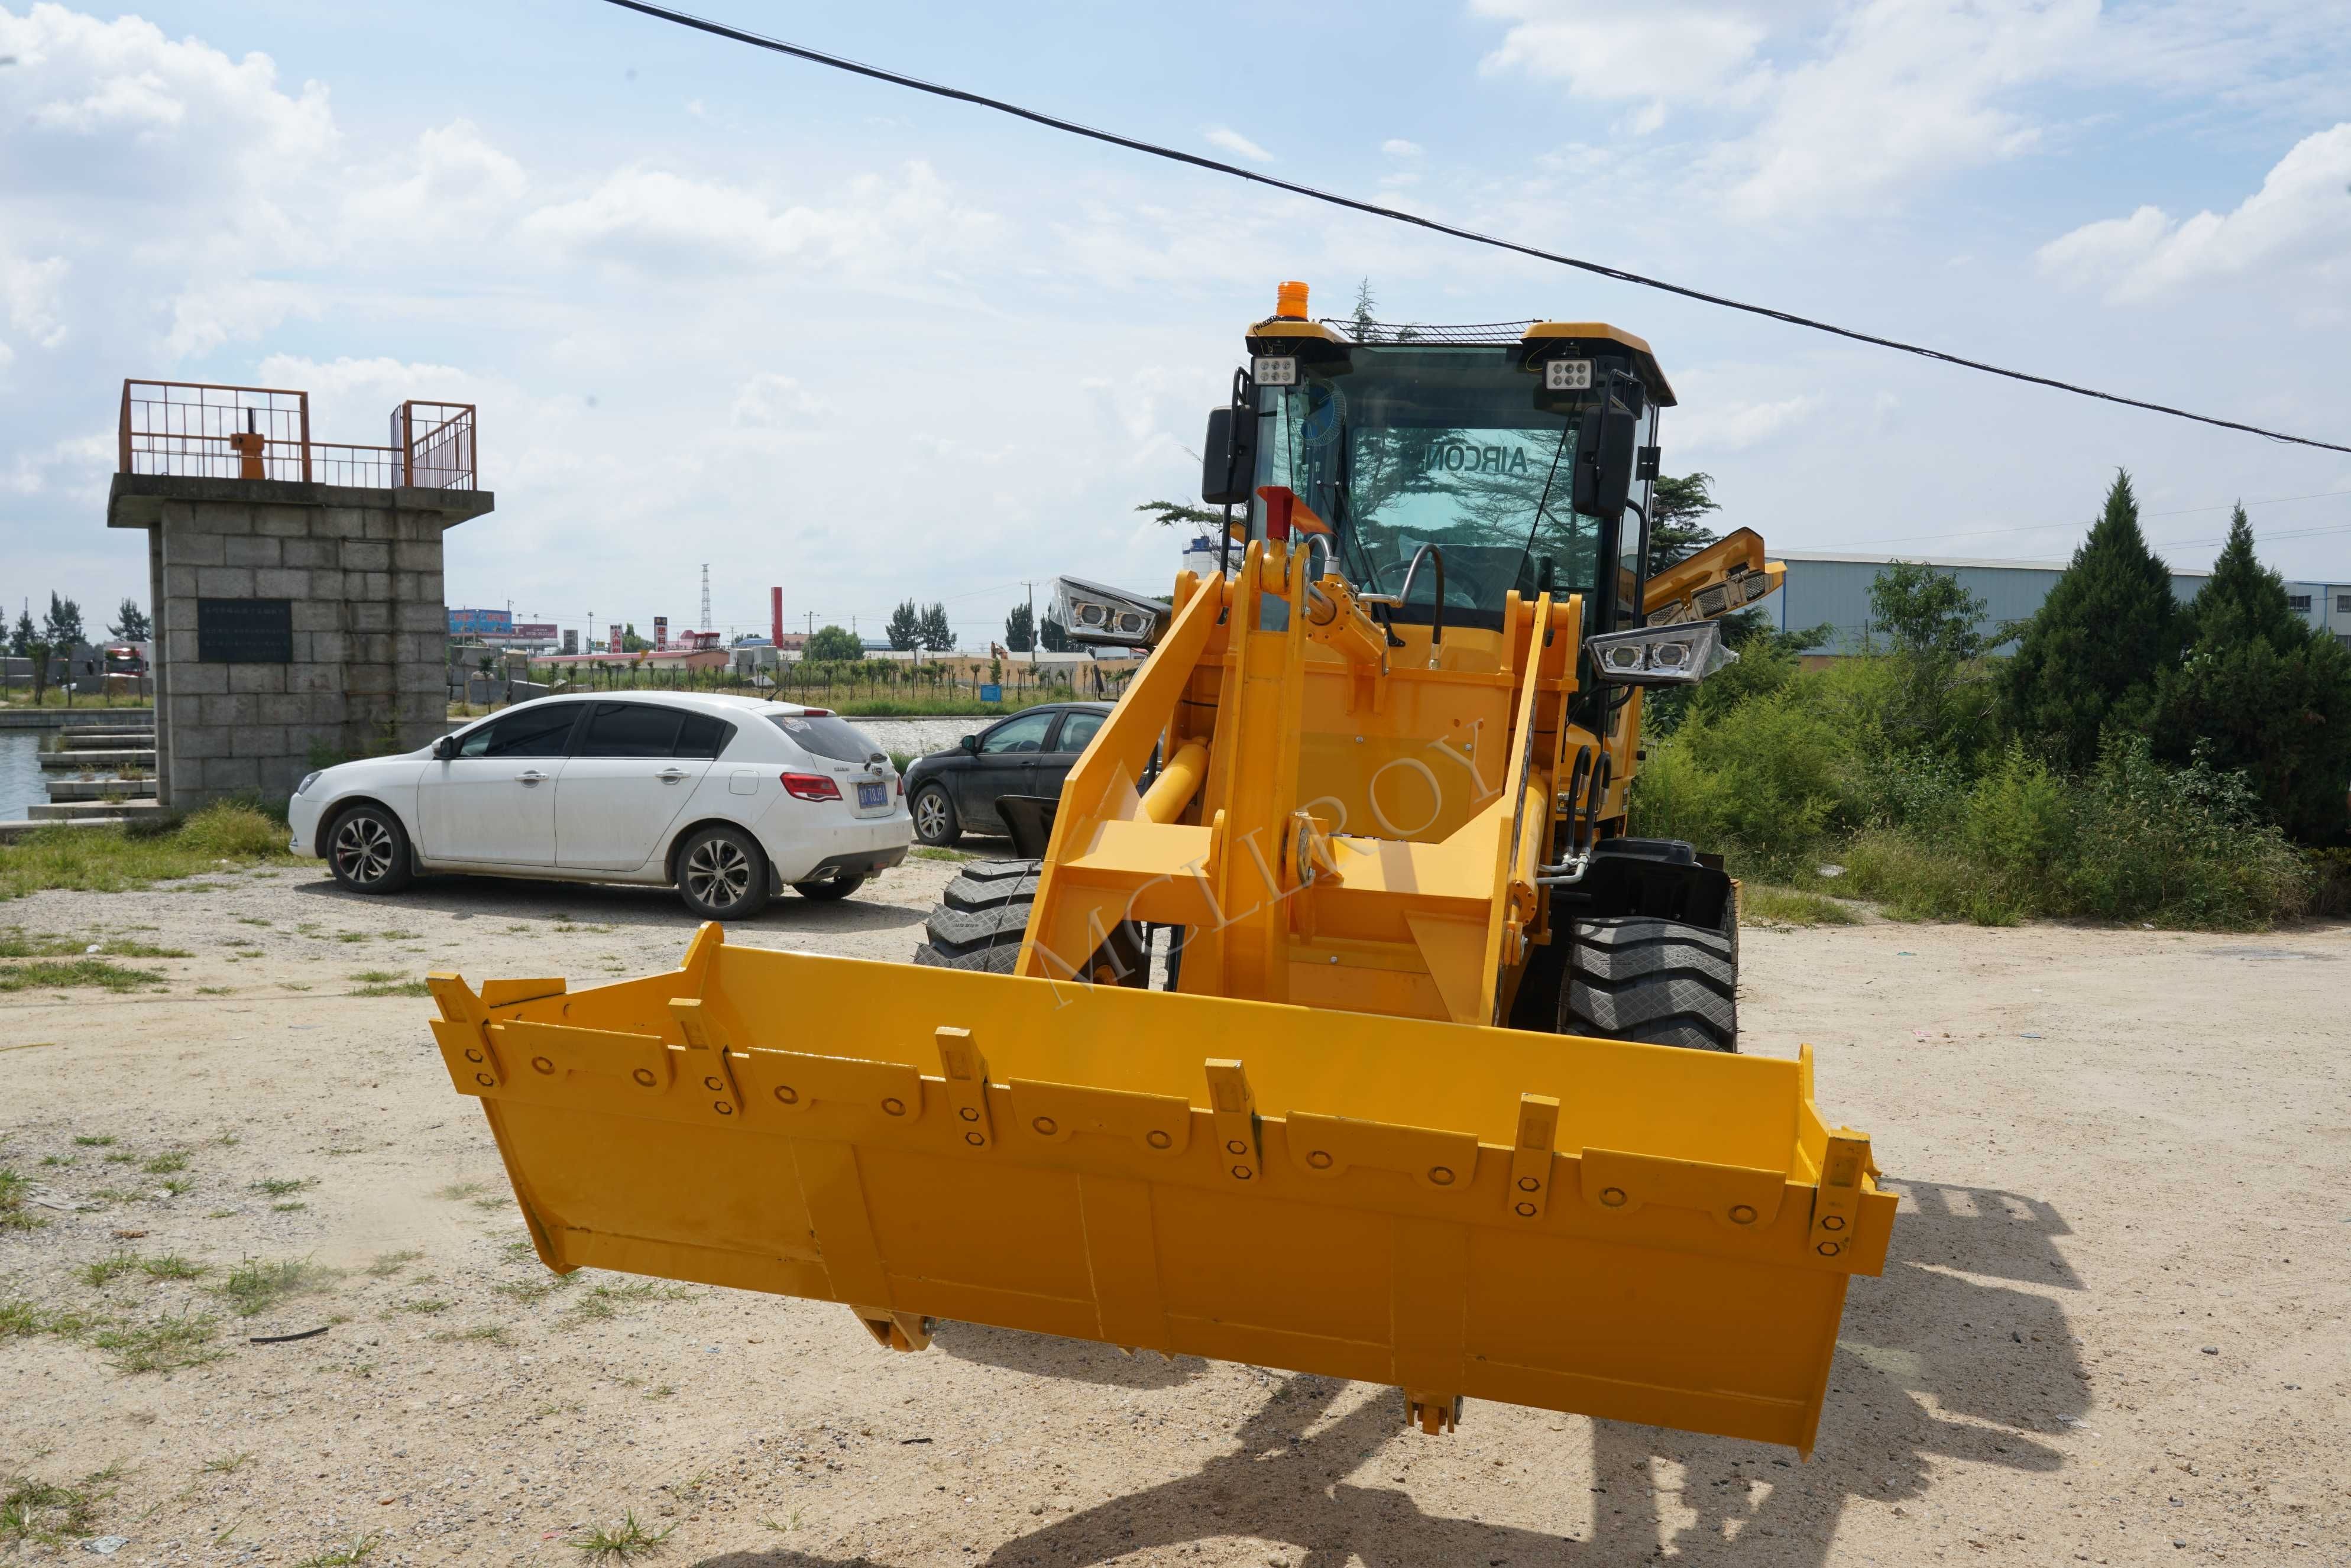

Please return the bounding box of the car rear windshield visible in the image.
[769,713,879,765]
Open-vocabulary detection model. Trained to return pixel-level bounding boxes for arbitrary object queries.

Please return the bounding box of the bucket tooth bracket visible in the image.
[1204,1058,1260,1183]
[670,998,743,1121]
[937,1028,994,1150]
[1509,1094,1559,1220]
[1809,1130,1871,1259]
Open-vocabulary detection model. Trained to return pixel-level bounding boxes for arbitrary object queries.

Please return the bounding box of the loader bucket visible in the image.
[431,925,1892,1455]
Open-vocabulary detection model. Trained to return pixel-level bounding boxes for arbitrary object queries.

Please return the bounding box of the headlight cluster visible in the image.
[1586,621,1736,686]
[296,770,324,796]
[1053,576,1171,649]
[1691,568,1774,620]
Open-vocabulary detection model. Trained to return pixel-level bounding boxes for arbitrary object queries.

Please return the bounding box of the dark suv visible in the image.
[904,702,1110,846]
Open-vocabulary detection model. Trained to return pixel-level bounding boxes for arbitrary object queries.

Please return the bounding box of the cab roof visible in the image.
[1246,315,1676,407]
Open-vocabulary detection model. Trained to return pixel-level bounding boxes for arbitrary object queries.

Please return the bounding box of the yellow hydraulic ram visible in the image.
[430,927,1889,1453]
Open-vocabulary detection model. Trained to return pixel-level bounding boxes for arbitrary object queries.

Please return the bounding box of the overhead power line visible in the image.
[599,0,2351,457]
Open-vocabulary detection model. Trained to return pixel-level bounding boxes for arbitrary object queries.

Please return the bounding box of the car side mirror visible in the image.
[960,734,980,754]
[432,735,458,761]
[1571,381,1641,521]
[1200,404,1258,507]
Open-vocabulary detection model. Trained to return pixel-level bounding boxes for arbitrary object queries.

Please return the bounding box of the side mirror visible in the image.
[960,734,981,754]
[432,735,458,761]
[1200,404,1258,507]
[1570,383,1641,521]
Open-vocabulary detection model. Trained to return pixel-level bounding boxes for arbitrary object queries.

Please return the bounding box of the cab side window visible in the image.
[979,710,1055,755]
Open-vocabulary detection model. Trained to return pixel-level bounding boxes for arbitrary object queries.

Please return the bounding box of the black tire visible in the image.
[913,858,1039,973]
[325,802,413,895]
[911,784,961,847]
[913,859,1146,983]
[1562,915,1738,1052]
[792,872,868,903]
[675,824,771,921]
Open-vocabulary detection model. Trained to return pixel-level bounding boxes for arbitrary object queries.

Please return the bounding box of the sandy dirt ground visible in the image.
[2,853,2347,1567]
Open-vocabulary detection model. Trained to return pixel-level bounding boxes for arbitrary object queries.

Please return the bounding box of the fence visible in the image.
[457,658,1138,713]
[119,381,477,490]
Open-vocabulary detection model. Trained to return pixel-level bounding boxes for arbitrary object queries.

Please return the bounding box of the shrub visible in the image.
[1632,691,1855,877]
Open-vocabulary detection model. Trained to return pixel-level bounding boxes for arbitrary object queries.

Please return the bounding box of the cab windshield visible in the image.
[1252,346,1610,629]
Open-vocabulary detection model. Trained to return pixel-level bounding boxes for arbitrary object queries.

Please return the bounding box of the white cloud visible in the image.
[344,119,526,244]
[519,161,999,275]
[1202,125,1274,164]
[1,254,70,349]
[1716,0,2095,221]
[1473,1,1770,102]
[1381,138,1424,157]
[729,372,828,429]
[2036,122,2351,303]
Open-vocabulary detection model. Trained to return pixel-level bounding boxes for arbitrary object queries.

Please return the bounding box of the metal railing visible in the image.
[119,381,477,490]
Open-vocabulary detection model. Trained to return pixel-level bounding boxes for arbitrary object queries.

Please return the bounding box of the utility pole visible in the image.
[700,563,712,633]
[805,611,814,638]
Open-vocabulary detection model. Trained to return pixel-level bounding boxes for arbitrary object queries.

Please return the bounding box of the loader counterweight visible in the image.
[435,285,1887,1454]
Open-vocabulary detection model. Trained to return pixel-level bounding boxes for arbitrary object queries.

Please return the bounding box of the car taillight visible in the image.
[895,773,904,796]
[781,772,841,802]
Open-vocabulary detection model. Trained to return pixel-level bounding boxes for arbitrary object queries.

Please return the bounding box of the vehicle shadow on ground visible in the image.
[286,873,927,934]
[694,1179,2090,1567]
[931,1320,1208,1389]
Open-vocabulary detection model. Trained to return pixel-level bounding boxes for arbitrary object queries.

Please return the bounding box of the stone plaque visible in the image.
[196,598,293,663]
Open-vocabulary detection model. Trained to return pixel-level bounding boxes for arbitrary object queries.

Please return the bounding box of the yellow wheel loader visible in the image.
[430,282,1893,1456]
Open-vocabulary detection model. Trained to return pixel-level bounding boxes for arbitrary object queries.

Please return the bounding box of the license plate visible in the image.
[857,782,886,809]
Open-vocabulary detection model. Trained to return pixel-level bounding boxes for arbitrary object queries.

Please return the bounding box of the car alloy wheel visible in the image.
[333,814,397,886]
[914,789,950,840]
[684,834,754,911]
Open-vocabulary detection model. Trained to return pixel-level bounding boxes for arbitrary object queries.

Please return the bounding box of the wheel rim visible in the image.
[332,815,394,885]
[914,791,947,838]
[685,837,752,909]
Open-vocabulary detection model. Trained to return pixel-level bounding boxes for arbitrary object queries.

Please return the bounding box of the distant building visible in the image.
[1746,552,2349,656]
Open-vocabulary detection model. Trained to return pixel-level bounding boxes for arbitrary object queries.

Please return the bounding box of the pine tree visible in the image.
[1004,601,1035,653]
[885,599,921,652]
[2151,505,2351,843]
[109,598,151,642]
[2000,470,2182,770]
[1646,472,1722,577]
[9,609,34,657]
[918,602,954,652]
[1040,610,1071,653]
[43,592,84,649]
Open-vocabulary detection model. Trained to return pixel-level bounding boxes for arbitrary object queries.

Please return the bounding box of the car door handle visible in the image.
[656,768,690,784]
[514,770,549,786]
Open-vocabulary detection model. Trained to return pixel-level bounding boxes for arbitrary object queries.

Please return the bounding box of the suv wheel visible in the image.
[676,825,771,920]
[911,784,960,846]
[326,804,413,895]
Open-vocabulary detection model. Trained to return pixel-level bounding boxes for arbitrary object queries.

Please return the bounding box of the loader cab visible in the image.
[1210,303,1671,642]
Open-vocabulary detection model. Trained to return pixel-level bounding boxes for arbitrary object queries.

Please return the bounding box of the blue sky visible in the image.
[3,0,2347,645]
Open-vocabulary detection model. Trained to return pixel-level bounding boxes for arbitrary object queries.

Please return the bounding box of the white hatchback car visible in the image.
[286,693,909,918]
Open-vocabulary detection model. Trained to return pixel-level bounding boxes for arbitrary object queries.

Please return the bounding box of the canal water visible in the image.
[0,732,48,821]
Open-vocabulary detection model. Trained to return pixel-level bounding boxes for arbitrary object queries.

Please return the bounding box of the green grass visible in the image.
[91,1313,224,1372]
[141,1151,189,1175]
[432,1324,514,1346]
[293,1534,379,1567]
[0,1167,41,1232]
[1740,885,1863,927]
[355,980,430,998]
[0,957,166,992]
[909,845,977,863]
[77,1252,144,1288]
[365,1249,422,1278]
[0,802,301,899]
[433,1181,491,1201]
[217,1258,327,1318]
[250,1177,312,1197]
[347,970,401,984]
[0,1466,121,1546]
[73,1135,114,1148]
[569,1512,675,1560]
[142,1254,207,1280]
[397,1297,453,1315]
[0,931,188,958]
[202,1453,254,1474]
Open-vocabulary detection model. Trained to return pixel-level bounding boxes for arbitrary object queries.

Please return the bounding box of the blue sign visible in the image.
[979,683,1002,703]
